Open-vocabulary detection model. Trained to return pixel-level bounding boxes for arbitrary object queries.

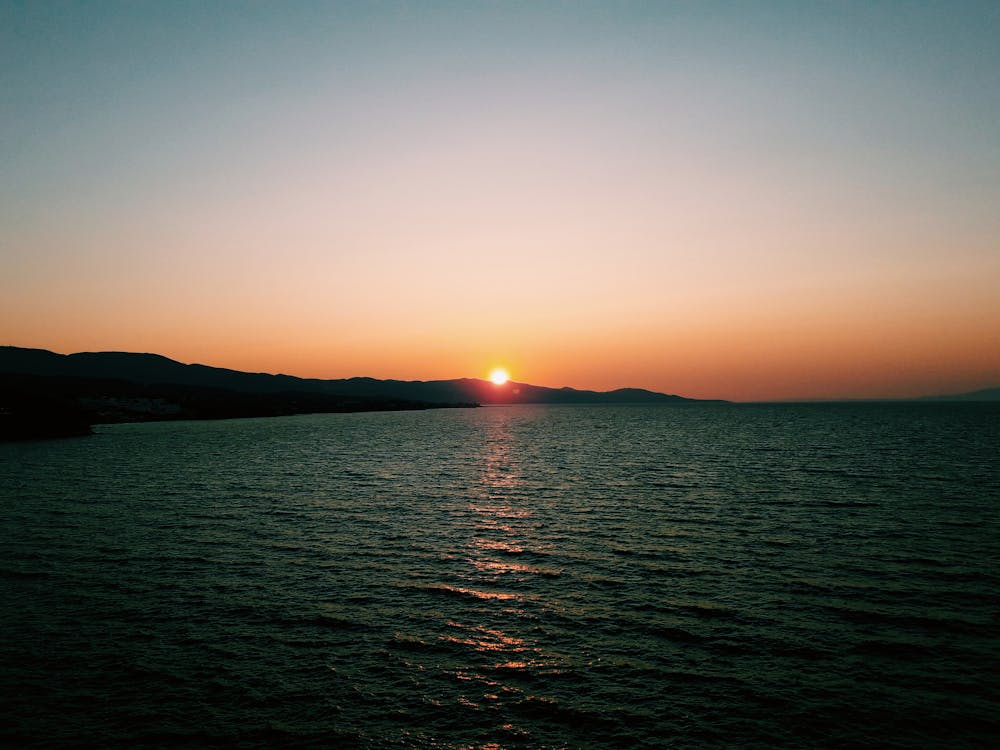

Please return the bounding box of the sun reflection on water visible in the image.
[437,412,569,727]
[442,622,528,655]
[467,415,543,592]
[391,410,572,741]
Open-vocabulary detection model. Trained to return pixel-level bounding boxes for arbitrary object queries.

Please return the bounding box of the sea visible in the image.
[1,403,998,749]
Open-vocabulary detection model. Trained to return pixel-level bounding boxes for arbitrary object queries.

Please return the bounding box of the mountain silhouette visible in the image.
[0,346,704,406]
[0,346,712,438]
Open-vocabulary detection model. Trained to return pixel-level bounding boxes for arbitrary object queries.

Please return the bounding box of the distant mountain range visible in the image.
[918,387,1000,402]
[1,346,700,405]
[0,346,707,438]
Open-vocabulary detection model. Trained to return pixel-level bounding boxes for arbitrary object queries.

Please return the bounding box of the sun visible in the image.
[489,368,510,385]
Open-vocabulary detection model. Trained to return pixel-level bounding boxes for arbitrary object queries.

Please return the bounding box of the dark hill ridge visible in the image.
[0,346,704,406]
[311,376,698,406]
[1,346,715,439]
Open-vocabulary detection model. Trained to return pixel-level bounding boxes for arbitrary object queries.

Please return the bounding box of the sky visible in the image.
[2,1,999,401]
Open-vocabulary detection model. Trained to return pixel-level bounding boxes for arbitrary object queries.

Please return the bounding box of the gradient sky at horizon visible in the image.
[2,1,999,401]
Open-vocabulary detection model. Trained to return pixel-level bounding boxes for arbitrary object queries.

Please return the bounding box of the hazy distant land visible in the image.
[918,386,1000,402]
[0,346,707,440]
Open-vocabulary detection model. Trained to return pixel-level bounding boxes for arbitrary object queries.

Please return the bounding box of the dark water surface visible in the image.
[2,403,999,748]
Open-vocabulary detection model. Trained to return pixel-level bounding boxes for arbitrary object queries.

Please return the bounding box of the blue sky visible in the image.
[2,1,998,399]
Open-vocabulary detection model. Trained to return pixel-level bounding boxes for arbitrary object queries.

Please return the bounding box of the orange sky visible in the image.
[2,3,999,401]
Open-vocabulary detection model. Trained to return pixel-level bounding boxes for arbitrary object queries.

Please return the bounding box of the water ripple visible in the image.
[1,403,998,748]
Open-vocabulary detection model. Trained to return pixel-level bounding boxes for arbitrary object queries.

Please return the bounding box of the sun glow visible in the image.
[489,368,510,385]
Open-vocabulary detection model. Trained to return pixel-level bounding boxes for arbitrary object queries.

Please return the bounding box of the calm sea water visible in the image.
[2,403,999,749]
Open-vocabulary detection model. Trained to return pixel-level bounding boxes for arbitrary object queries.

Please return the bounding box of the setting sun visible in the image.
[489,368,510,385]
